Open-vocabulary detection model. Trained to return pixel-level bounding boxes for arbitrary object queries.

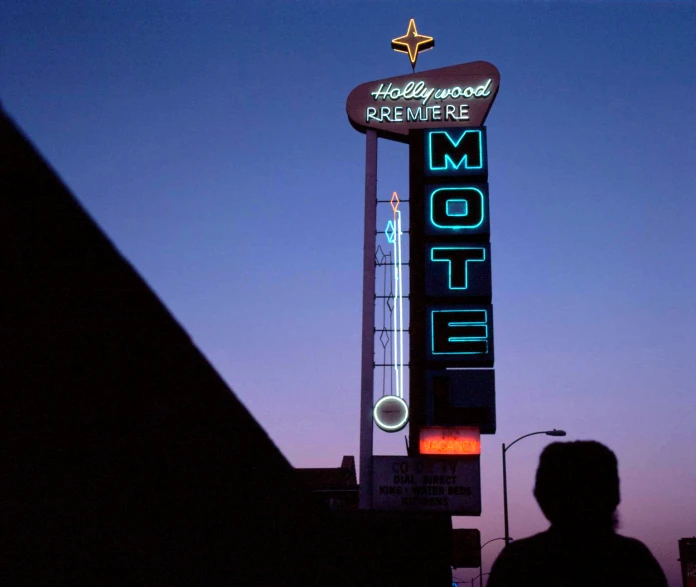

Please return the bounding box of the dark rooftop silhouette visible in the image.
[0,108,452,586]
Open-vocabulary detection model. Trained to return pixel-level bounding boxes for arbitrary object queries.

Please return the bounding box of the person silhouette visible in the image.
[487,441,667,587]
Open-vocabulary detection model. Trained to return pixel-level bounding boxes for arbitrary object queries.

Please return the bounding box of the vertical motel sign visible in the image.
[409,127,496,453]
[347,62,500,504]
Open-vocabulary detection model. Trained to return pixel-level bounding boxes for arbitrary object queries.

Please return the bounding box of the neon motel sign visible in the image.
[419,426,481,456]
[366,80,493,124]
[347,61,499,143]
[347,61,500,447]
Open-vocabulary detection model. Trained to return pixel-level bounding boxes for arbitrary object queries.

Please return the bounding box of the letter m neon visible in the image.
[428,130,484,171]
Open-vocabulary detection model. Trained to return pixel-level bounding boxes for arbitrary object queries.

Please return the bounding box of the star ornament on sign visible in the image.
[391,18,434,71]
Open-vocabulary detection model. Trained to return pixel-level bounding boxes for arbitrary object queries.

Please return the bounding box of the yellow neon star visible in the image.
[391,19,434,70]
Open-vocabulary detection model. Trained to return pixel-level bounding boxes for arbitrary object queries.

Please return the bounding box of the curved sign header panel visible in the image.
[346,61,500,143]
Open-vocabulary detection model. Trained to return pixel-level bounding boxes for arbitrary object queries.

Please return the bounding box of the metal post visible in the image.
[503,443,510,545]
[479,538,507,587]
[359,129,378,509]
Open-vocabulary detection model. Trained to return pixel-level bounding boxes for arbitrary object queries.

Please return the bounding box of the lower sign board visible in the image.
[372,455,481,515]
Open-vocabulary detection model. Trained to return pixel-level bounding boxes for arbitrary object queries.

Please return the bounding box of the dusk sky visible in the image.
[2,1,695,584]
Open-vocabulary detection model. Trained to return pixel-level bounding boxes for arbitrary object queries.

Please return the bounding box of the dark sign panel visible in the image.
[427,370,496,434]
[372,456,481,515]
[680,538,696,587]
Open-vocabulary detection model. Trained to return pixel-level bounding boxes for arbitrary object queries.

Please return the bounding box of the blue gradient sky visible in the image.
[3,1,695,584]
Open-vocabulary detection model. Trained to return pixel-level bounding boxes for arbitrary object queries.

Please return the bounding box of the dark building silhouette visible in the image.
[0,109,452,586]
[297,456,360,510]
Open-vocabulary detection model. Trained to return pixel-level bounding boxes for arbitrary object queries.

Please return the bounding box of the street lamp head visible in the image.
[545,429,566,437]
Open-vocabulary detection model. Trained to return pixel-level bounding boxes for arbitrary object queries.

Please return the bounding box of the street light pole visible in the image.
[453,572,490,587]
[502,429,567,545]
[502,441,509,546]
[479,537,508,587]
[470,572,489,587]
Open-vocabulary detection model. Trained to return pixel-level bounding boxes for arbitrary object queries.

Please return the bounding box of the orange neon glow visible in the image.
[391,19,435,67]
[420,438,481,455]
[390,191,400,213]
[419,427,481,455]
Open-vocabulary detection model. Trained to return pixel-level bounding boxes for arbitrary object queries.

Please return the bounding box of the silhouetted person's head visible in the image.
[533,441,620,531]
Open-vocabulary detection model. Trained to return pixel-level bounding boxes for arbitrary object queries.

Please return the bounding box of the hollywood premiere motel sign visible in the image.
[347,61,500,142]
[347,25,500,514]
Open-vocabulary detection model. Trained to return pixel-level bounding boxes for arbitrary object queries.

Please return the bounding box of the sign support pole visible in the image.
[359,129,378,509]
